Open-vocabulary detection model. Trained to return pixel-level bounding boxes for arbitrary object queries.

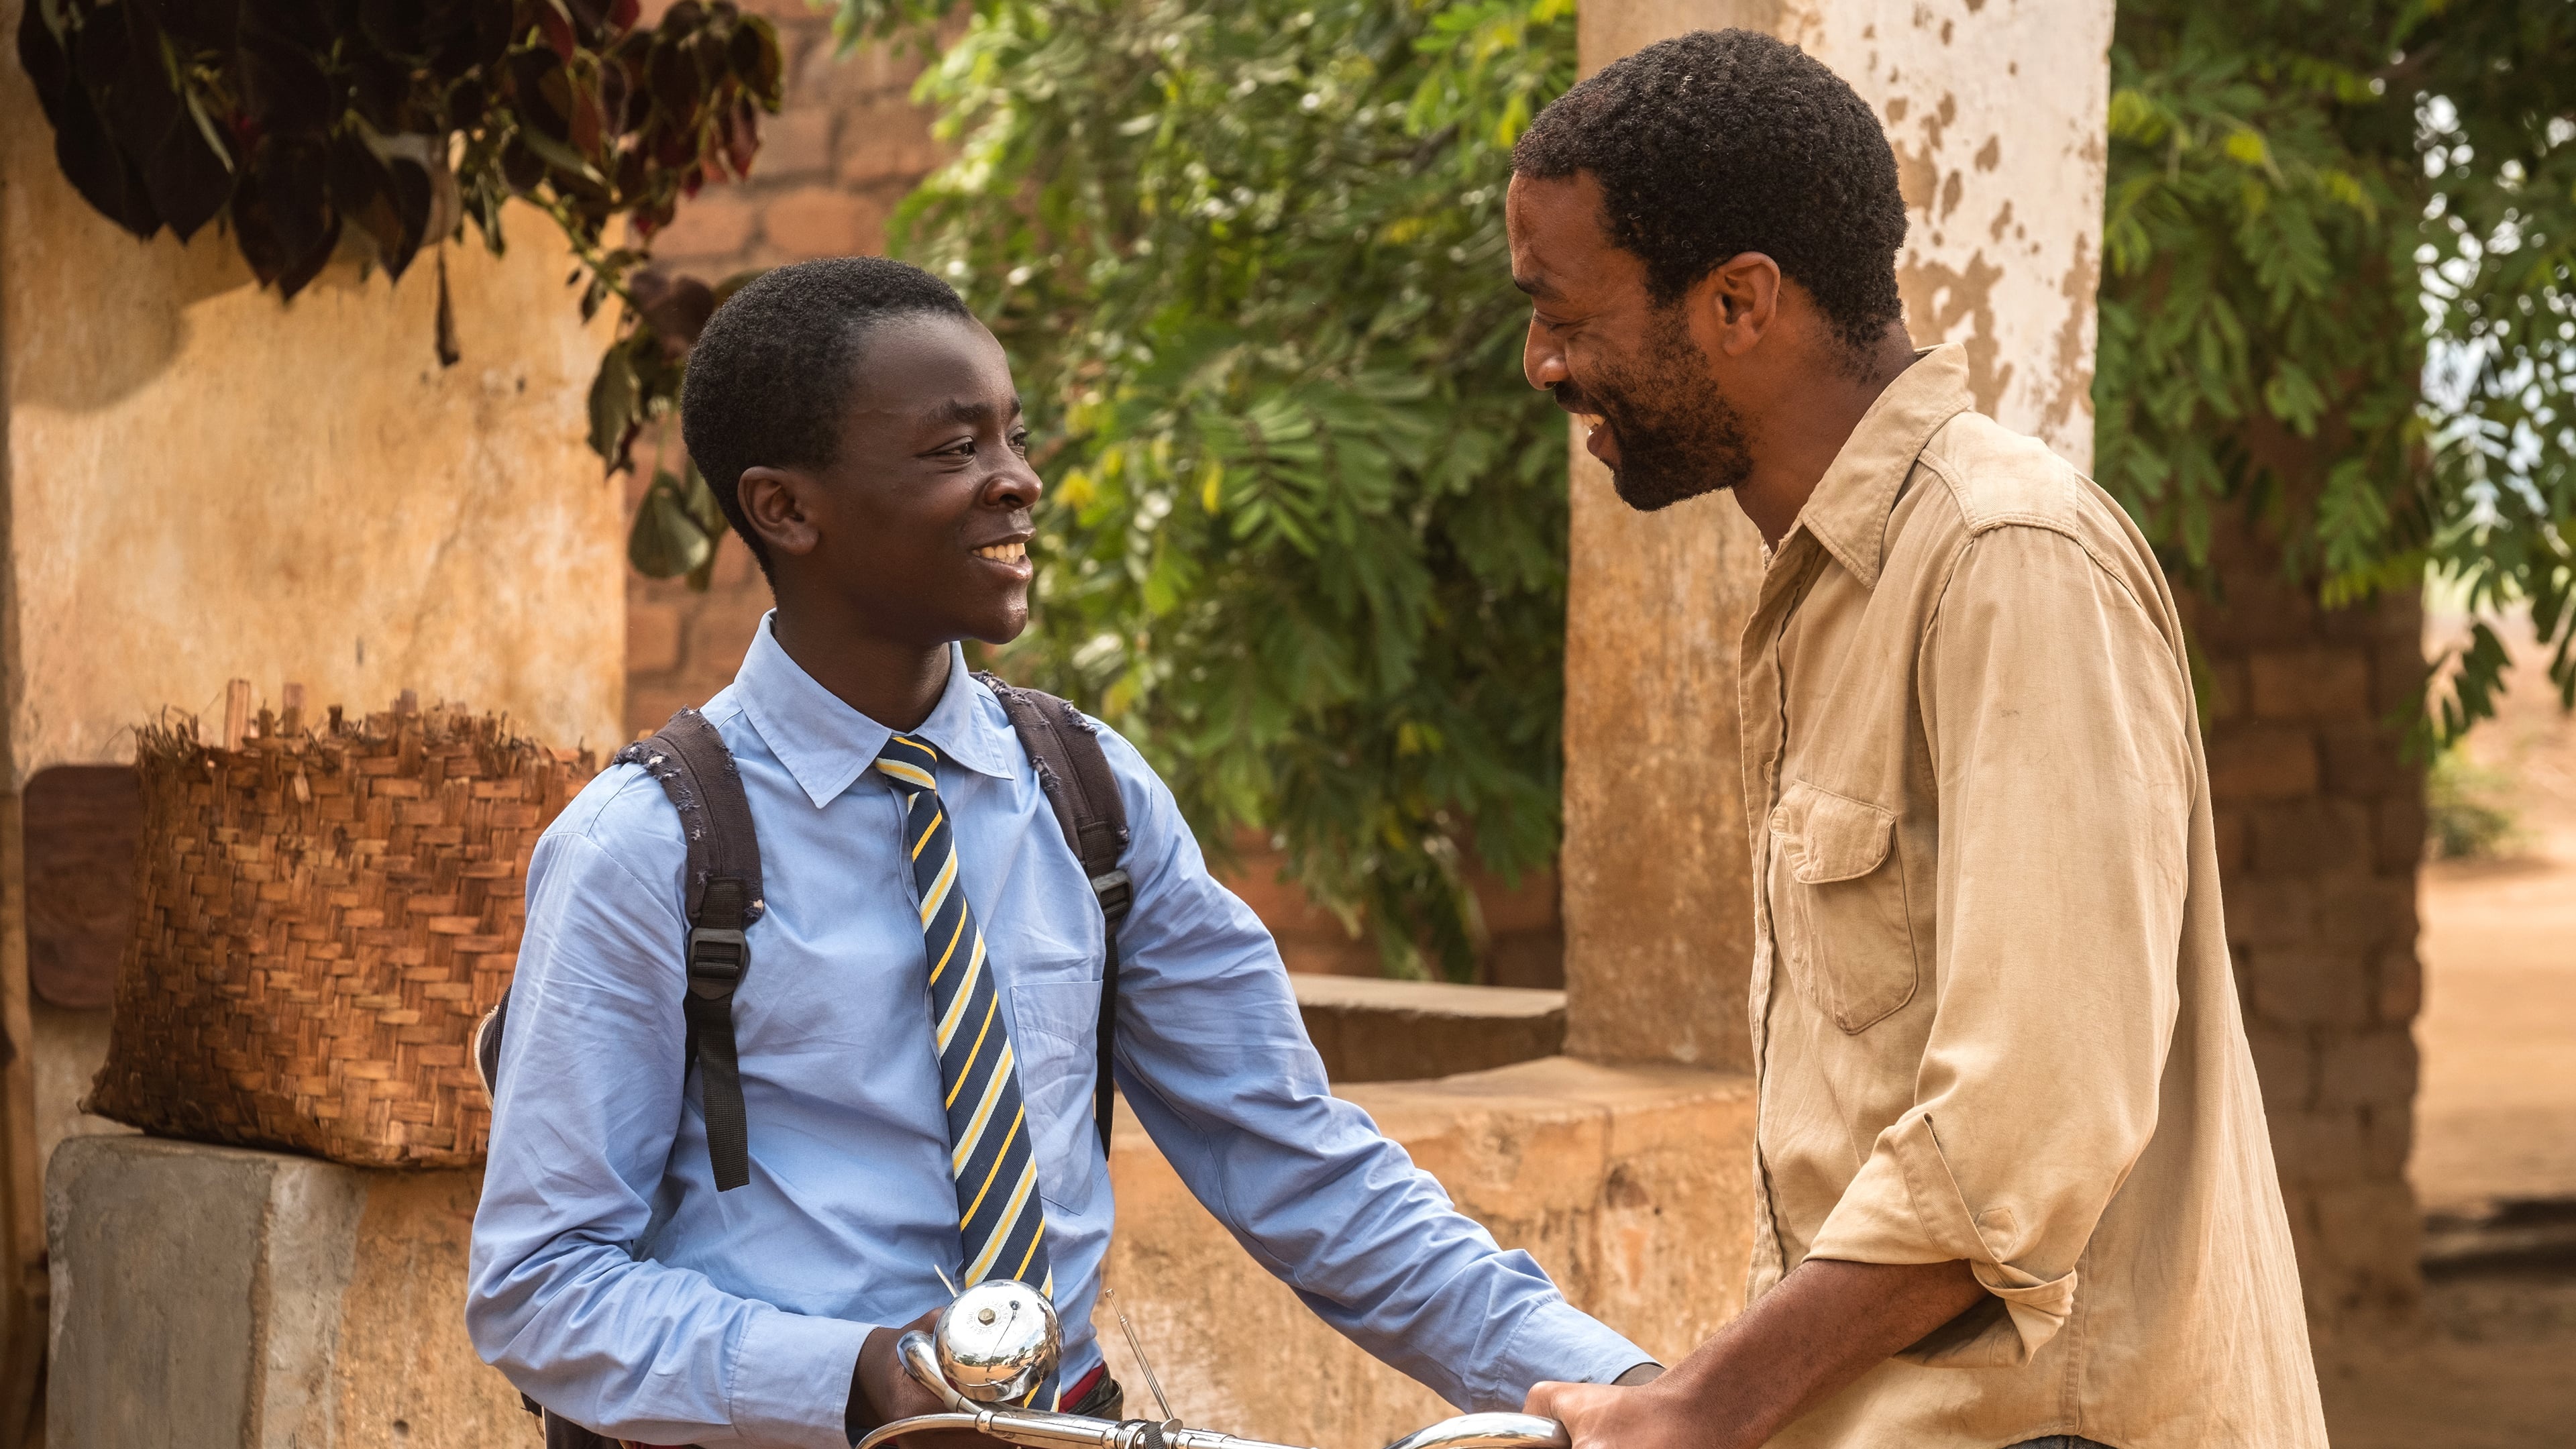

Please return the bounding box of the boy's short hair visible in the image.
[682,256,976,576]
[1511,29,1908,354]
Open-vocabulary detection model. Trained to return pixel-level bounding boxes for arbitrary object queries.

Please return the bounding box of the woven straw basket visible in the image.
[85,697,594,1168]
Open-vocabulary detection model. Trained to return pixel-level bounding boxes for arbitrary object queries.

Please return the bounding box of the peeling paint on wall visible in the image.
[1785,0,2113,470]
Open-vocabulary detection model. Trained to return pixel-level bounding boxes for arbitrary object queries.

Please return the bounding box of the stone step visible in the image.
[1290,975,1566,1083]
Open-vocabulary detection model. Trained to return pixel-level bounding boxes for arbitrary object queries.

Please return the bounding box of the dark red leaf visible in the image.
[274,207,341,298]
[443,75,487,131]
[350,54,412,131]
[608,0,639,33]
[15,0,72,130]
[157,0,241,51]
[631,268,714,345]
[243,0,333,51]
[561,0,610,38]
[722,95,755,178]
[505,48,571,140]
[383,155,433,275]
[727,16,781,107]
[645,32,702,121]
[358,0,427,59]
[658,1,705,37]
[534,0,575,60]
[142,95,236,241]
[237,30,338,133]
[50,70,163,238]
[254,133,335,270]
[499,131,546,191]
[470,0,515,69]
[571,85,603,160]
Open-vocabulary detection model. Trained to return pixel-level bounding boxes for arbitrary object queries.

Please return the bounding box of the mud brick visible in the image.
[2242,1024,2316,1113]
[628,598,684,675]
[2246,798,2371,875]
[2222,879,2318,947]
[2204,724,2319,802]
[2318,719,2416,801]
[2373,946,2422,1024]
[2373,636,2430,713]
[2250,648,2371,720]
[689,598,765,681]
[752,108,835,180]
[836,95,948,186]
[2249,947,2374,1029]
[762,185,890,259]
[2306,877,2415,953]
[652,189,759,262]
[2373,794,2427,877]
[2265,1106,2369,1185]
[2317,1027,2416,1110]
[2213,807,2250,873]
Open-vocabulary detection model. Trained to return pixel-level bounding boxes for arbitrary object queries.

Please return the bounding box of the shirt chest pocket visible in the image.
[1770,780,1920,1032]
[1007,977,1102,1211]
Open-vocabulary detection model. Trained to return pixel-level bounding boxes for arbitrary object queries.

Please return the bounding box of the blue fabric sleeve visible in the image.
[1091,727,1653,1410]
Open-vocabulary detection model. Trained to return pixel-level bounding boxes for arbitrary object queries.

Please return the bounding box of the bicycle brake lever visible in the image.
[899,1330,975,1412]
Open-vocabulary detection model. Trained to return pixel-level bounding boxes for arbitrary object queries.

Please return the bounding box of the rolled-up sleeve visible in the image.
[1803,525,2194,1364]
[1092,728,1652,1409]
[466,786,873,1447]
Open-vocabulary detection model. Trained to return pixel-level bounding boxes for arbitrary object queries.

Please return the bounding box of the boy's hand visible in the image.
[853,1308,1000,1449]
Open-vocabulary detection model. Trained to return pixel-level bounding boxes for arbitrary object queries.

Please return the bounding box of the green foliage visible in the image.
[2424,744,2526,859]
[839,0,1578,977]
[2098,0,2576,745]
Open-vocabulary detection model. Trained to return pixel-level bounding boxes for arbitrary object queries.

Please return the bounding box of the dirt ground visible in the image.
[2318,614,2576,1447]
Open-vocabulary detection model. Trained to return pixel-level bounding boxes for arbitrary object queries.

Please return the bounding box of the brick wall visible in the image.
[2188,502,2426,1330]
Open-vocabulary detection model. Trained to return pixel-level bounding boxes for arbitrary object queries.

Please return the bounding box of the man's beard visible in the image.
[1562,311,1753,512]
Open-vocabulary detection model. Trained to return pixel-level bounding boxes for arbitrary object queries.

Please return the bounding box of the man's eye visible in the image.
[1009,432,1031,456]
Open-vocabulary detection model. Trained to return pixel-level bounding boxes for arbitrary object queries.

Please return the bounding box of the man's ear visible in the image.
[1690,252,1782,357]
[737,465,824,561]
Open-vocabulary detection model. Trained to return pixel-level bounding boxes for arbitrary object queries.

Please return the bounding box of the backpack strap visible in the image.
[612,708,765,1192]
[975,674,1132,1153]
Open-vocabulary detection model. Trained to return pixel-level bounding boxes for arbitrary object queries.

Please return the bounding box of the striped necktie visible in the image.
[873,733,1057,1403]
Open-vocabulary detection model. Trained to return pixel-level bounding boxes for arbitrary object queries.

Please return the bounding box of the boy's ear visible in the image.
[738,465,824,561]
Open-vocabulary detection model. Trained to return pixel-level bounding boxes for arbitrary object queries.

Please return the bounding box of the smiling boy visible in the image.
[466,258,1654,1448]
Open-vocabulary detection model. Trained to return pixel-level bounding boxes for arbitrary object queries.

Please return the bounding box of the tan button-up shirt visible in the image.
[1740,346,2326,1448]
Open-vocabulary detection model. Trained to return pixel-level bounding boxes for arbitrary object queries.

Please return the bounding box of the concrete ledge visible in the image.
[46,1059,1754,1449]
[1292,976,1566,1083]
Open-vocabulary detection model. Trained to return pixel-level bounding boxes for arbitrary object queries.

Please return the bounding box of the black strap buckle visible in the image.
[1088,868,1133,923]
[686,926,749,998]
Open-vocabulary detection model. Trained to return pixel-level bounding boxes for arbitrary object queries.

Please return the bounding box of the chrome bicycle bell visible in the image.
[935,1279,1062,1403]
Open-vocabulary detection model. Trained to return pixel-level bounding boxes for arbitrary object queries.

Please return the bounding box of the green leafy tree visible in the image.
[2098,0,2576,739]
[841,0,1578,977]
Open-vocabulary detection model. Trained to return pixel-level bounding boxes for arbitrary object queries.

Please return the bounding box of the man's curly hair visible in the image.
[1512,30,1908,354]
[682,256,975,577]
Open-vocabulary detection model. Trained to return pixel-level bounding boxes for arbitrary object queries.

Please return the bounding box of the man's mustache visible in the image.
[1550,384,1603,418]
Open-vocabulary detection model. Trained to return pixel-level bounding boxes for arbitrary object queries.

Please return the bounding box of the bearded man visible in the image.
[1504,29,2329,1449]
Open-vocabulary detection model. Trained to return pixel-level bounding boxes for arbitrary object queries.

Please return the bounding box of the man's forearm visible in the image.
[1660,1258,1984,1445]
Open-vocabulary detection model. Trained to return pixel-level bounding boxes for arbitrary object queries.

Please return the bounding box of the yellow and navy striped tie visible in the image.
[873,733,1058,1405]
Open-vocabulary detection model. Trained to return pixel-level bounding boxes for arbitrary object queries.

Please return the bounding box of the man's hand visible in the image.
[852,1308,1001,1449]
[1525,1379,1696,1449]
[1524,1260,1985,1449]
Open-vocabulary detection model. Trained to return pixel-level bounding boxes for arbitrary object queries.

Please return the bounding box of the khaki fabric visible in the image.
[1737,345,2328,1448]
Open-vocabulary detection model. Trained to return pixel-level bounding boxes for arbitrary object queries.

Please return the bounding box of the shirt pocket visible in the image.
[1008,977,1102,1211]
[1770,779,1919,1032]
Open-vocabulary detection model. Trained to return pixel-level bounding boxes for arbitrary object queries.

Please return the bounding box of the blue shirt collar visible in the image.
[731,613,1018,808]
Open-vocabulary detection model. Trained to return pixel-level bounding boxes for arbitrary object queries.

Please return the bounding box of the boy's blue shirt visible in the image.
[467,615,1647,1448]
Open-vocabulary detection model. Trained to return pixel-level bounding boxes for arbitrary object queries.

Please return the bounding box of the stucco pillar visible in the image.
[1560,0,2112,1067]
